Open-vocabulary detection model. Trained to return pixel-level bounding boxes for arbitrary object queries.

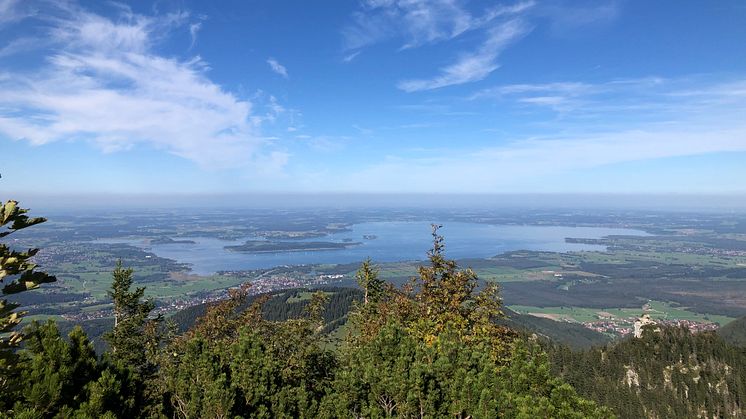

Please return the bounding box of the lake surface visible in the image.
[102,221,648,275]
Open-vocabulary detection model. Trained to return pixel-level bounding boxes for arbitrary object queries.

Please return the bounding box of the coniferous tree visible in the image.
[157,287,336,418]
[11,321,98,417]
[327,227,610,418]
[547,325,746,418]
[0,220,626,418]
[0,200,56,409]
[102,261,165,417]
[104,261,160,374]
[356,258,383,305]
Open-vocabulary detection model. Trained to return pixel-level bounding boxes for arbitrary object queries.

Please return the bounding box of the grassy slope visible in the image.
[499,308,612,349]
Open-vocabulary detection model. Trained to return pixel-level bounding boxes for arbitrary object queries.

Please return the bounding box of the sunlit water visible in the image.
[98,221,648,275]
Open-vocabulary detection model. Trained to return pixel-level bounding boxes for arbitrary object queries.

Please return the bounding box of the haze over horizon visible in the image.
[8,192,746,212]
[1,0,745,195]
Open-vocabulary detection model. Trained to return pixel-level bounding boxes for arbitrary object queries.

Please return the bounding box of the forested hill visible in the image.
[547,326,746,418]
[499,307,612,348]
[169,286,611,348]
[167,287,746,418]
[67,286,743,418]
[719,315,746,347]
[169,287,362,334]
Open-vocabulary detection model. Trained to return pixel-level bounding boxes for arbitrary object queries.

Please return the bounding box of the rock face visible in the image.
[633,314,655,338]
[549,326,746,419]
[623,366,640,387]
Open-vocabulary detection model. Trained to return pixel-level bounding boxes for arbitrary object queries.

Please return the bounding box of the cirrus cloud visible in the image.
[397,19,531,92]
[266,57,288,78]
[0,3,283,170]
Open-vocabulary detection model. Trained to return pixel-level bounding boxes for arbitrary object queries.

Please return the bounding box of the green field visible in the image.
[22,214,746,330]
[509,300,735,326]
[144,274,246,298]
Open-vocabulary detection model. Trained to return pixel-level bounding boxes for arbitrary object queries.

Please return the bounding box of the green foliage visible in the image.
[325,324,610,418]
[104,261,160,375]
[325,322,504,418]
[348,225,511,358]
[0,200,56,351]
[10,321,98,416]
[498,308,612,349]
[5,321,135,418]
[499,339,610,418]
[0,200,56,410]
[356,258,383,305]
[99,261,165,417]
[719,314,746,347]
[409,225,506,349]
[327,227,609,418]
[548,326,746,418]
[76,367,137,418]
[2,225,615,418]
[156,290,336,418]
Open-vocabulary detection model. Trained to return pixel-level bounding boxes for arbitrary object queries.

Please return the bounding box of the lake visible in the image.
[102,221,648,275]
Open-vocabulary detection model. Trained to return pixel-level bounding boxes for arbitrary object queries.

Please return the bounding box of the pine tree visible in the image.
[0,200,56,350]
[10,321,100,417]
[329,228,608,418]
[0,200,56,408]
[104,261,159,374]
[356,258,383,305]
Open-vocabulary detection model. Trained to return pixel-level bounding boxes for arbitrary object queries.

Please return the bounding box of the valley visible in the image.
[10,207,746,342]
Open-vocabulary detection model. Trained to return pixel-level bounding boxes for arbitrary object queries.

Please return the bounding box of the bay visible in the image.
[100,221,648,275]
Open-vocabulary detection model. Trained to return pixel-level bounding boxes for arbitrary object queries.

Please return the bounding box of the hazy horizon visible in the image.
[9,192,746,212]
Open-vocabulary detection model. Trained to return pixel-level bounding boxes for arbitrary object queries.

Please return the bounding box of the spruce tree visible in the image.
[355,258,383,305]
[104,261,159,374]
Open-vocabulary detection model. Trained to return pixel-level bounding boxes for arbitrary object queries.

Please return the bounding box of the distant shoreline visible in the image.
[225,240,361,254]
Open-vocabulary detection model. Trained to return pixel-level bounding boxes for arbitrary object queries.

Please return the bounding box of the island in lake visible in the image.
[225,240,360,253]
[150,237,197,245]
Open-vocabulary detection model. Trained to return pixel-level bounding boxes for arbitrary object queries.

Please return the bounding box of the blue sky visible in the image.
[1,0,745,195]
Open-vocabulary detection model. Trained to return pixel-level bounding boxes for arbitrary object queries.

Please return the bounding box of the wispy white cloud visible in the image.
[344,0,626,92]
[343,0,469,50]
[342,51,361,63]
[0,4,283,170]
[0,0,33,26]
[343,0,534,50]
[328,77,746,192]
[352,124,374,136]
[474,1,536,26]
[335,125,746,193]
[0,36,41,57]
[189,22,202,49]
[267,57,288,78]
[468,81,597,112]
[538,0,620,33]
[48,4,189,53]
[343,1,536,91]
[468,77,744,117]
[397,19,531,92]
[295,134,350,152]
[472,81,595,98]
